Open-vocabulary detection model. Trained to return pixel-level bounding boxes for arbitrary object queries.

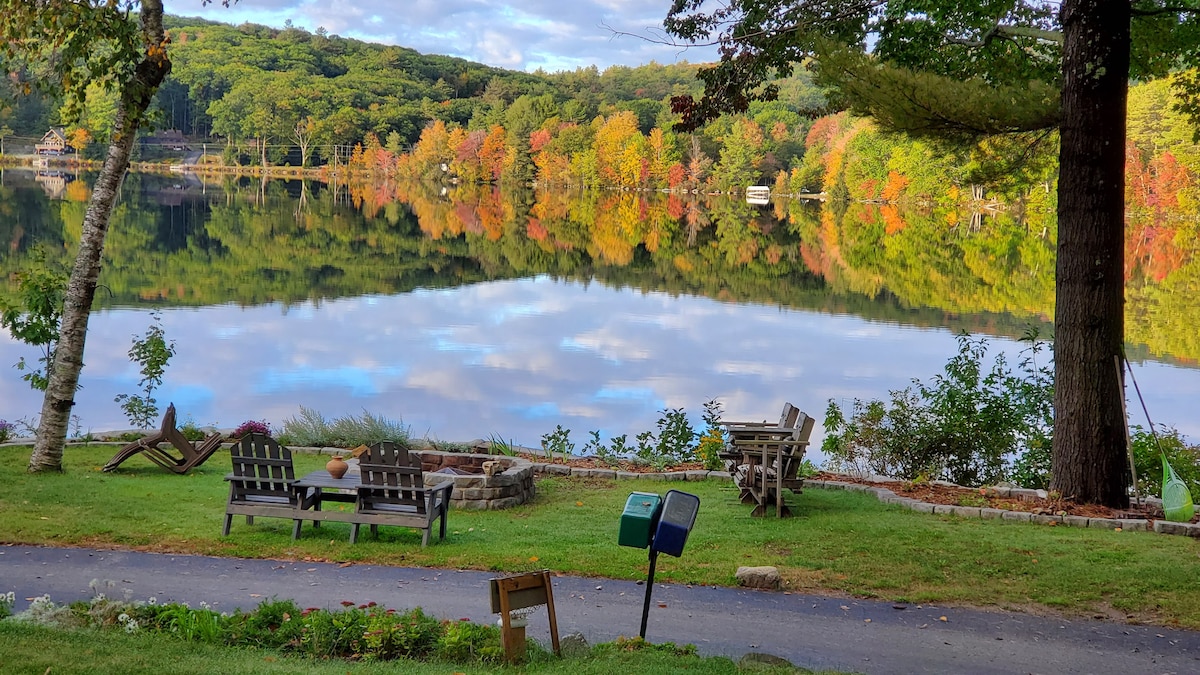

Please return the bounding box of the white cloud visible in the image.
[170,0,718,72]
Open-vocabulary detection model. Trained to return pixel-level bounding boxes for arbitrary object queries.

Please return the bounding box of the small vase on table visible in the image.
[326,455,349,479]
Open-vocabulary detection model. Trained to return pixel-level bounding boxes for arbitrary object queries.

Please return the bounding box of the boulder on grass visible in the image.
[736,566,781,590]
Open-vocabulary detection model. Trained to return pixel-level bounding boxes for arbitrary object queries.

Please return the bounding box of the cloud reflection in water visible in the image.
[3,277,1199,460]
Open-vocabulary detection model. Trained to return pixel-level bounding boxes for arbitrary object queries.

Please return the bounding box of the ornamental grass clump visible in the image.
[278,407,411,448]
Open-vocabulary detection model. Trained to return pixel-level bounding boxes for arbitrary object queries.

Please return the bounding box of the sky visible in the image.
[168,0,719,73]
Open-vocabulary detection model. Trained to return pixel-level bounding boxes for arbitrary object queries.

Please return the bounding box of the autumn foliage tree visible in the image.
[663,0,1200,507]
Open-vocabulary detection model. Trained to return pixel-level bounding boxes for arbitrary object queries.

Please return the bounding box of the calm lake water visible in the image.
[2,169,1198,455]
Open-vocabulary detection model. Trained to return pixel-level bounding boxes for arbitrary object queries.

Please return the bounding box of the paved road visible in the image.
[3,544,1199,674]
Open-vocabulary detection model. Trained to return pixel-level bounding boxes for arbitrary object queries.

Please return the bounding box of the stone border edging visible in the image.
[805,478,1200,537]
[524,462,1200,538]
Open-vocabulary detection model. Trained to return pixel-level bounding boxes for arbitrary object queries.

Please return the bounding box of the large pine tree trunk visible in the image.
[28,1,171,473]
[1049,0,1130,507]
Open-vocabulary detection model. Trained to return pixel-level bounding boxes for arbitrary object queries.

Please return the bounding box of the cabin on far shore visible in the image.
[35,128,69,156]
[140,129,190,151]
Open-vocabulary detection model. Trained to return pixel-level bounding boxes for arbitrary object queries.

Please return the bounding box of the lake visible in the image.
[2,169,1198,456]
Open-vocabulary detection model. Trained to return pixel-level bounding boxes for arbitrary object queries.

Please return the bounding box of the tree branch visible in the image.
[947,23,1063,47]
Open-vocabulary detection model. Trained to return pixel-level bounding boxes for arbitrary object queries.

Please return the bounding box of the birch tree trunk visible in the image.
[28,0,171,473]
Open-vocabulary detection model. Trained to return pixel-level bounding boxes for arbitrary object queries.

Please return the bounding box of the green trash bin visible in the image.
[619,492,662,549]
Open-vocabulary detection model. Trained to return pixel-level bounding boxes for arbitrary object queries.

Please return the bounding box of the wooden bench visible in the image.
[722,403,814,517]
[103,403,224,474]
[222,433,317,539]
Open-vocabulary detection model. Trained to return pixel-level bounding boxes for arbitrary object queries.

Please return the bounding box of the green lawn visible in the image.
[3,444,1199,628]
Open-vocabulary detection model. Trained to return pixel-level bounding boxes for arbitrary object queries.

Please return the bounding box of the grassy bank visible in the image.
[2,445,1199,628]
[0,622,818,675]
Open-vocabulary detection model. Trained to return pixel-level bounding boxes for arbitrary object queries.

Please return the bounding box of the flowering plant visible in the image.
[232,419,270,438]
[0,419,13,444]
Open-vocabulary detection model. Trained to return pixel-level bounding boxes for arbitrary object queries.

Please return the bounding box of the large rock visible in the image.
[558,631,590,657]
[736,566,781,590]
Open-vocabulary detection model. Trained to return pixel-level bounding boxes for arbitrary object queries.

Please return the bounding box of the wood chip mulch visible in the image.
[810,472,1186,522]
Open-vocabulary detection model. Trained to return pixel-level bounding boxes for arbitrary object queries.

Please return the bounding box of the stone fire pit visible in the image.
[416,450,535,510]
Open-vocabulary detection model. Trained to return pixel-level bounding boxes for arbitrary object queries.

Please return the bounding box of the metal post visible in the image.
[639,548,658,639]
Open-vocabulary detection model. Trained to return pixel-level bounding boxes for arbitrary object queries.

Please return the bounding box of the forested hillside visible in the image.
[0,17,718,160]
[2,14,1197,216]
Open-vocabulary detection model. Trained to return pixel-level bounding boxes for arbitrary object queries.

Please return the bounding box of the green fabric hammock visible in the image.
[1162,455,1195,523]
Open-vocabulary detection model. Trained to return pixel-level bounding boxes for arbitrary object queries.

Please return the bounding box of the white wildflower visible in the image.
[148,597,157,606]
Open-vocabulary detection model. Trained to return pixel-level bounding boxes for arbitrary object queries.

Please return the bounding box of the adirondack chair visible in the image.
[352,441,453,546]
[222,433,317,539]
[723,403,815,517]
[102,403,223,474]
[720,402,801,479]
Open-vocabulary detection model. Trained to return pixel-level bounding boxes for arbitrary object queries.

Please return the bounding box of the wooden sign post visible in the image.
[489,570,560,663]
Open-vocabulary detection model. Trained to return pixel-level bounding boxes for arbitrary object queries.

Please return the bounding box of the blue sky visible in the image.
[169,0,719,72]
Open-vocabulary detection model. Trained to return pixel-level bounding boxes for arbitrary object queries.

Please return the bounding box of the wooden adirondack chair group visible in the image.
[720,402,815,517]
[222,435,453,546]
[102,403,223,474]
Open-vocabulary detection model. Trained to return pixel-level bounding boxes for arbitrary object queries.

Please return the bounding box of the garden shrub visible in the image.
[223,598,303,648]
[4,592,516,666]
[695,399,727,471]
[231,419,271,439]
[1131,424,1200,499]
[823,331,1054,487]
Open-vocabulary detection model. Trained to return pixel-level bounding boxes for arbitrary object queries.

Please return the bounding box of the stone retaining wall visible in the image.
[418,451,536,510]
